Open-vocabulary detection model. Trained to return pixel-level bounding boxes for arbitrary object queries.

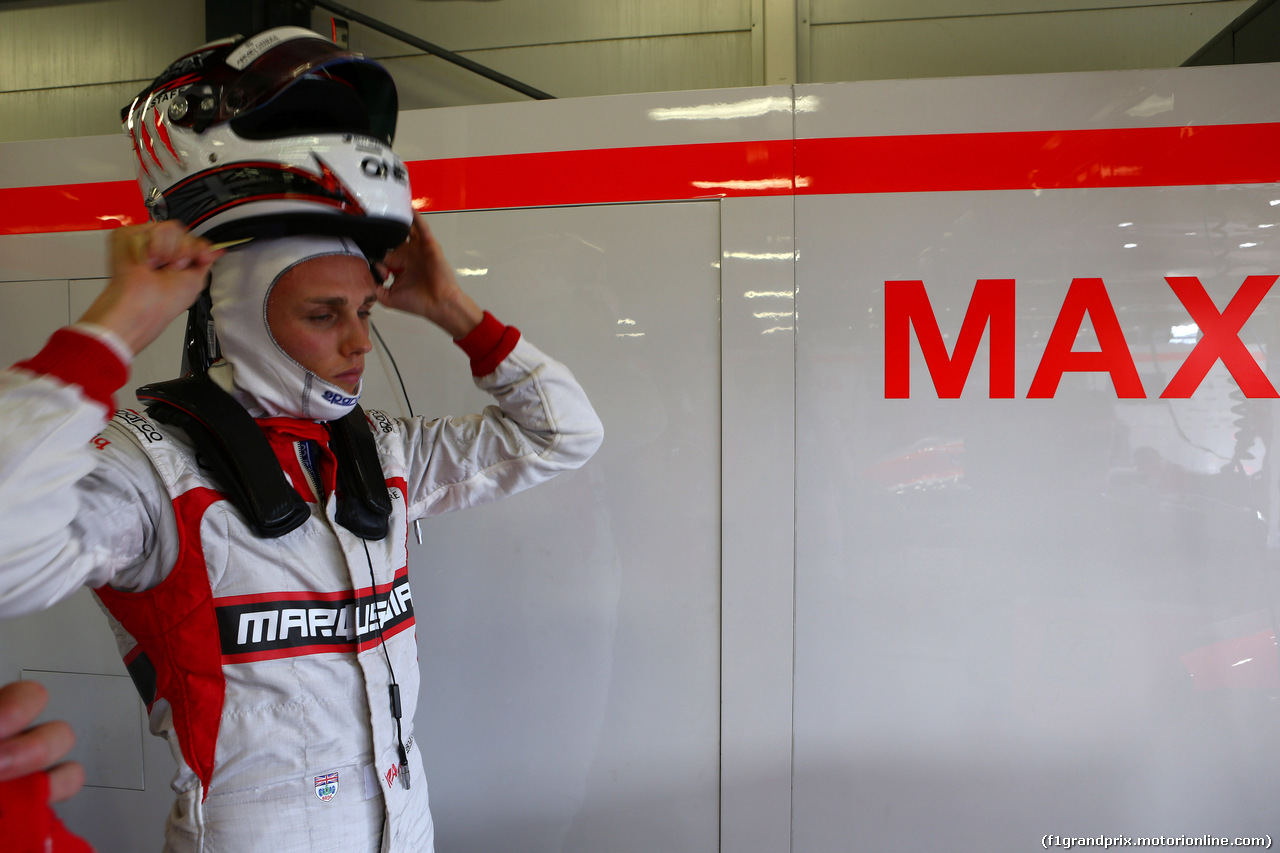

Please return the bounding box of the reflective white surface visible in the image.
[793,74,1280,849]
[394,84,796,161]
[720,195,796,853]
[795,62,1280,137]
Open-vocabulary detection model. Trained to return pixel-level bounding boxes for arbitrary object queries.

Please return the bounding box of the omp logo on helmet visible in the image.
[323,390,358,406]
[215,576,414,662]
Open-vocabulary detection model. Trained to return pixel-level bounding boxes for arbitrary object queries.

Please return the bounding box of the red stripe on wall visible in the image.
[407,139,796,212]
[1,181,146,235]
[3,122,1278,235]
[796,123,1280,194]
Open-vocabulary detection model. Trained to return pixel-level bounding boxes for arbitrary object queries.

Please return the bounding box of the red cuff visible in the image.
[454,311,521,377]
[0,774,94,852]
[13,328,128,412]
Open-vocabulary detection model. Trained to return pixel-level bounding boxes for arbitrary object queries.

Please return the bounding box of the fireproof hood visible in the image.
[207,235,367,422]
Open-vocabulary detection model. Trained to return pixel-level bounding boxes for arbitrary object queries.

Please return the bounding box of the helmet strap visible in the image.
[180,282,220,377]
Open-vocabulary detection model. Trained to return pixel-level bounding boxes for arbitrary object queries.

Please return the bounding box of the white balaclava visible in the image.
[208,235,367,422]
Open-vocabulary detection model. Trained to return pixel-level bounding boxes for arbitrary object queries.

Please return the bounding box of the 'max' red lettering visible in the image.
[885,275,1277,399]
[884,279,1015,398]
[1026,278,1145,398]
[1159,275,1279,398]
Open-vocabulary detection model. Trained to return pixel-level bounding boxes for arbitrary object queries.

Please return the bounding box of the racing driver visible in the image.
[0,27,603,853]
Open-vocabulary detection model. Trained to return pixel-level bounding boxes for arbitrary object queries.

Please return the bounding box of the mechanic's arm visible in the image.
[0,681,93,852]
[0,224,217,616]
[0,681,82,801]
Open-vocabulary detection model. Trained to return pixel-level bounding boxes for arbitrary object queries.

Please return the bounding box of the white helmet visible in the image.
[122,27,413,256]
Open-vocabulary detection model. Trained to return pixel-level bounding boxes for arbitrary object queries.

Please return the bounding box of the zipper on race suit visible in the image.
[295,439,323,501]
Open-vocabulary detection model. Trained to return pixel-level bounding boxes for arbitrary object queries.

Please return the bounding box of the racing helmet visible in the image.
[122,27,413,256]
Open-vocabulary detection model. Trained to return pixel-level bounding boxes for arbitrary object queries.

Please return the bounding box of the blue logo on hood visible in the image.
[322,390,358,406]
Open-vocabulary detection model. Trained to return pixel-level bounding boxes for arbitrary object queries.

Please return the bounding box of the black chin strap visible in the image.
[181,286,219,377]
[329,407,393,540]
[137,374,391,540]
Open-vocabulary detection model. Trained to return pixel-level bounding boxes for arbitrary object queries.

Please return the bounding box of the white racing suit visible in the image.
[0,318,603,853]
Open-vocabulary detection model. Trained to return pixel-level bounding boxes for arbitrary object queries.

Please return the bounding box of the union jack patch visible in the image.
[315,772,339,802]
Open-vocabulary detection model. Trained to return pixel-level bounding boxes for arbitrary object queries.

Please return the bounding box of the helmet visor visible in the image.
[225,37,398,144]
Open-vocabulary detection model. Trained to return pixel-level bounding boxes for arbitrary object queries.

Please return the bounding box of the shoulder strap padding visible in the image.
[137,375,310,538]
[329,407,392,541]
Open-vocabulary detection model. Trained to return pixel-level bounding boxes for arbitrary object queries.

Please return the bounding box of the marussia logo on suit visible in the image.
[215,577,414,661]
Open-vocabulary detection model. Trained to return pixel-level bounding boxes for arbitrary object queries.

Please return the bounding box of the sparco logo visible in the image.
[367,409,395,434]
[885,275,1279,399]
[216,579,414,659]
[323,389,358,406]
[116,409,164,443]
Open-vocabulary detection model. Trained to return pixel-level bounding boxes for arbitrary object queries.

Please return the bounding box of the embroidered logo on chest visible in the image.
[315,772,339,802]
